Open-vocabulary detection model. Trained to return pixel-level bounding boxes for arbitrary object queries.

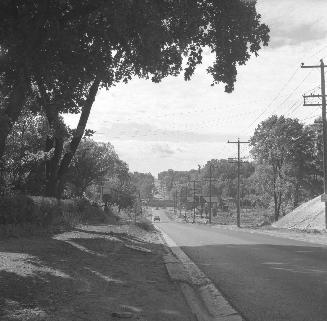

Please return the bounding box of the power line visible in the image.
[271,70,313,115]
[247,67,300,129]
[245,45,327,131]
[284,99,303,117]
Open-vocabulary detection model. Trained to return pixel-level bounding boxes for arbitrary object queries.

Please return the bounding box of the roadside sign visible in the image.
[321,194,327,202]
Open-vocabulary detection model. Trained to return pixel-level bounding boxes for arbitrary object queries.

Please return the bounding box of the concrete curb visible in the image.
[155,225,243,321]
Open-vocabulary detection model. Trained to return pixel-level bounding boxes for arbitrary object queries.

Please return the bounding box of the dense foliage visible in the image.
[0,0,269,196]
[158,116,323,221]
[250,115,322,220]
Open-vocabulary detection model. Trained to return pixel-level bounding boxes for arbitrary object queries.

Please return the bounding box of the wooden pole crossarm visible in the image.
[301,63,327,69]
[303,94,327,98]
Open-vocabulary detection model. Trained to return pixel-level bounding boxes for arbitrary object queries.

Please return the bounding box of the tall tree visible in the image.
[1,0,269,196]
[66,139,117,197]
[250,115,316,220]
[305,118,324,196]
[1,109,50,195]
[130,172,155,201]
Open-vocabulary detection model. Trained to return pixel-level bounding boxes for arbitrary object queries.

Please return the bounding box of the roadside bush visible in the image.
[0,195,119,238]
[135,217,155,232]
[78,199,105,223]
[0,195,36,225]
[60,199,82,227]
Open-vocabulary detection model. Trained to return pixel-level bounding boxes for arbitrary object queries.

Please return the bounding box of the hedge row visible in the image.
[0,195,108,228]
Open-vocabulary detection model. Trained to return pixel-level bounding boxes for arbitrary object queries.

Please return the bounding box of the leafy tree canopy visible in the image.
[250,115,319,219]
[130,172,155,200]
[66,139,118,197]
[0,0,269,196]
[0,0,270,97]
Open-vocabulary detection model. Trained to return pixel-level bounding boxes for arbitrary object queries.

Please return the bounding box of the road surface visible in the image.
[152,208,327,321]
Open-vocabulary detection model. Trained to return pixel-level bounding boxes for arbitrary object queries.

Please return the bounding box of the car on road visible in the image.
[153,215,160,222]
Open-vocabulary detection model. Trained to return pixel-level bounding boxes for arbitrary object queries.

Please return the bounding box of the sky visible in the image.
[65,0,327,177]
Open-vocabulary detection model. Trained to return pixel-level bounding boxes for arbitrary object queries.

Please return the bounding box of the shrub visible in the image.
[77,198,118,224]
[0,195,78,230]
[0,195,36,225]
[135,218,155,232]
[0,194,119,238]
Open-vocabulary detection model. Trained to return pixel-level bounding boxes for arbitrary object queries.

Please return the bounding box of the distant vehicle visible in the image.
[153,216,160,222]
[155,207,159,210]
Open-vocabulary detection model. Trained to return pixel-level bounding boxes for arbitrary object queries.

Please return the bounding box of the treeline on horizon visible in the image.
[0,111,323,223]
[158,115,324,221]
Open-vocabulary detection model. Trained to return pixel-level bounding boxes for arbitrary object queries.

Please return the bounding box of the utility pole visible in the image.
[179,188,182,217]
[228,138,249,227]
[193,180,196,223]
[199,163,219,224]
[188,179,202,223]
[302,59,327,228]
[136,190,142,223]
[186,184,189,222]
[209,164,212,223]
[207,163,219,223]
[173,189,176,214]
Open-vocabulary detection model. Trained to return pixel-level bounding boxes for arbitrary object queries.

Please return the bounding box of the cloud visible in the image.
[151,144,176,158]
[257,0,327,49]
[270,21,327,49]
[95,122,235,143]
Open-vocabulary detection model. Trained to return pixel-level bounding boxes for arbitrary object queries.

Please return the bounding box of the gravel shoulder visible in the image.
[0,222,193,321]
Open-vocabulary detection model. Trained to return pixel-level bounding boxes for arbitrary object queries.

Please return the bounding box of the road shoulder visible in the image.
[156,225,243,321]
[211,224,327,246]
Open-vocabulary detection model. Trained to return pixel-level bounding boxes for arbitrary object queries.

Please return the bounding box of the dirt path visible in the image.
[0,223,193,321]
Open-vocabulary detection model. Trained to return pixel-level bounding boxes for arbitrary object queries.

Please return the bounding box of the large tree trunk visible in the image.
[273,191,279,221]
[45,134,64,197]
[37,76,100,197]
[0,1,49,160]
[35,78,64,197]
[56,77,101,194]
[293,181,300,209]
[0,71,26,159]
[272,165,280,222]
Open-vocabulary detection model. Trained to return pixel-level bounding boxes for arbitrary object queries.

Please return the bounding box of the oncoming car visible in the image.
[153,215,160,222]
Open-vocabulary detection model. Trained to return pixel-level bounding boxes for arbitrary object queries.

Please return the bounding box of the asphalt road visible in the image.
[152,208,327,321]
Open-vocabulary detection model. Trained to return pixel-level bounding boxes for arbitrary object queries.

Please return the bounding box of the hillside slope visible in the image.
[272,195,326,231]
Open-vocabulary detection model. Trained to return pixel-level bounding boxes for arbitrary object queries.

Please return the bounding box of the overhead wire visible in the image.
[268,70,313,116]
[246,66,300,129]
[94,44,327,169]
[245,43,327,132]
